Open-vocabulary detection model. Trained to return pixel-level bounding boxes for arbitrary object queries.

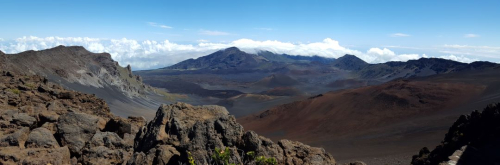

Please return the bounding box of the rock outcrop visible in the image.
[132,102,335,164]
[0,72,144,164]
[0,71,336,164]
[411,103,500,165]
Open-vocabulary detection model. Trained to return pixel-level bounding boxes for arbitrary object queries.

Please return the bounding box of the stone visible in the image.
[279,139,336,165]
[25,127,59,148]
[56,112,100,155]
[12,113,36,127]
[0,127,29,147]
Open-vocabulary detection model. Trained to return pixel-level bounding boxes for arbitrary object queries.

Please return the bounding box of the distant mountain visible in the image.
[257,50,335,64]
[167,47,269,70]
[331,54,368,71]
[358,58,499,81]
[0,46,161,118]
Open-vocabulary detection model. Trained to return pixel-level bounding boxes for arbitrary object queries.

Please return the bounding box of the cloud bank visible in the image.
[0,36,482,70]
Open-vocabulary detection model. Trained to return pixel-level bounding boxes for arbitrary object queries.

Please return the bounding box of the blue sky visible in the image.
[0,0,499,69]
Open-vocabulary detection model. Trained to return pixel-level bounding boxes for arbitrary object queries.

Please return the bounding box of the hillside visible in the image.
[331,54,368,71]
[167,47,270,70]
[0,46,163,118]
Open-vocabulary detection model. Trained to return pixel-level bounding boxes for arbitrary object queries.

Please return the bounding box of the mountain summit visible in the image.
[331,54,368,71]
[167,47,267,70]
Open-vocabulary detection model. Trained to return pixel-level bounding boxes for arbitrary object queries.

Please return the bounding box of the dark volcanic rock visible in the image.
[0,127,29,147]
[411,103,500,165]
[80,132,133,164]
[25,127,60,148]
[12,112,36,127]
[56,112,100,155]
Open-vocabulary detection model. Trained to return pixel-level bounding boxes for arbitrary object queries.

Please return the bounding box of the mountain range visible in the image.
[1,45,500,164]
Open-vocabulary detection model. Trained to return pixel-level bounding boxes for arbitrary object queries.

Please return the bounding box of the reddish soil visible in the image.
[239,79,487,162]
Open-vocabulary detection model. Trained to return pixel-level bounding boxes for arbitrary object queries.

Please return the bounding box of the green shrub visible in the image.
[212,147,235,165]
[8,88,20,94]
[25,83,35,90]
[187,151,196,165]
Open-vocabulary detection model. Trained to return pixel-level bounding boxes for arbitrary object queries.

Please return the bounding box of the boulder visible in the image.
[80,132,133,164]
[127,145,180,165]
[56,112,100,155]
[0,127,29,147]
[279,139,336,165]
[134,103,243,164]
[11,113,36,127]
[0,110,17,122]
[25,127,59,148]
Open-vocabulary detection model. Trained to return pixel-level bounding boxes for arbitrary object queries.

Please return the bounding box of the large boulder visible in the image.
[279,139,336,165]
[56,112,100,155]
[25,127,60,148]
[12,112,36,127]
[133,102,336,165]
[134,102,244,164]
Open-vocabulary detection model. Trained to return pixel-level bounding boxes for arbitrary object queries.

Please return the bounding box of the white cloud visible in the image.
[199,30,231,36]
[464,34,479,38]
[0,36,489,70]
[366,48,420,62]
[440,44,500,59]
[197,39,209,43]
[390,33,410,37]
[148,22,172,29]
[255,28,273,31]
[438,55,478,63]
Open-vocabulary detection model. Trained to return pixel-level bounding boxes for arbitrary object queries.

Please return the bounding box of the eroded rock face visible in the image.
[133,102,336,165]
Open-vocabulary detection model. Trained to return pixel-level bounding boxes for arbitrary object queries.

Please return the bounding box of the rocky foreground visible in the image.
[0,71,335,164]
[411,103,500,165]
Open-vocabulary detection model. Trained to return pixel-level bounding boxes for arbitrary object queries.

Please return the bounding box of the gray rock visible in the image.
[80,132,133,164]
[81,146,130,165]
[12,113,36,127]
[56,112,100,155]
[88,132,131,150]
[127,145,180,165]
[0,127,29,147]
[134,103,242,164]
[0,110,17,121]
[25,127,60,148]
[39,110,59,122]
[279,139,336,165]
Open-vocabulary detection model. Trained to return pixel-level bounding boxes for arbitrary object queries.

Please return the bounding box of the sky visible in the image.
[0,0,499,70]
